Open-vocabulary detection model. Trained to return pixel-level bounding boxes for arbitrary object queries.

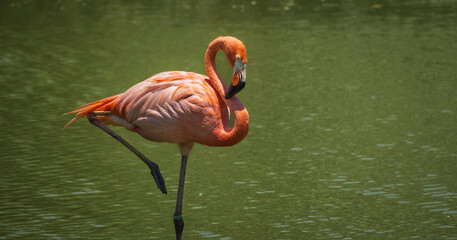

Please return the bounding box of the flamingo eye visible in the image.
[233,56,246,74]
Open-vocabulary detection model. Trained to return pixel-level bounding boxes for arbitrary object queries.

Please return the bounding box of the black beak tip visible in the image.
[225,81,245,99]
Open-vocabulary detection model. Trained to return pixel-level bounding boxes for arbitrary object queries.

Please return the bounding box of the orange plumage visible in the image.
[66,37,249,148]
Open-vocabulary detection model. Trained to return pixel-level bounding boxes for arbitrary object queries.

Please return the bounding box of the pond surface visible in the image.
[1,0,457,239]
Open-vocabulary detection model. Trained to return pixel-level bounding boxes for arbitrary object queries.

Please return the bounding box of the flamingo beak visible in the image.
[226,56,246,99]
[225,69,246,99]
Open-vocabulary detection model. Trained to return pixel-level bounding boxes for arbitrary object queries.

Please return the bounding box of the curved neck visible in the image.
[205,37,249,146]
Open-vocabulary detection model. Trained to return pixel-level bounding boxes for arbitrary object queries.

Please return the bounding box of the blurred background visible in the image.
[1,0,456,239]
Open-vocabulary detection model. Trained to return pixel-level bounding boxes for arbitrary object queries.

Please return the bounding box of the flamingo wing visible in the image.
[113,71,228,144]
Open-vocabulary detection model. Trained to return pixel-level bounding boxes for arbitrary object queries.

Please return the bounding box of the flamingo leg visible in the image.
[87,113,167,194]
[173,155,188,240]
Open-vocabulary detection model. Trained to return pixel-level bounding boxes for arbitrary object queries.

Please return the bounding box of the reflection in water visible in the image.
[1,0,457,239]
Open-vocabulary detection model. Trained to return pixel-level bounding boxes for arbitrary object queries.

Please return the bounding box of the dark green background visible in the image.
[1,0,456,239]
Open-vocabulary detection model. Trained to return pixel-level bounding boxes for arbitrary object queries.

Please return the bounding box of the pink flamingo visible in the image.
[66,36,249,239]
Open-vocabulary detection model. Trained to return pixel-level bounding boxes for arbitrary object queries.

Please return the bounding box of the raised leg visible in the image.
[173,155,188,240]
[87,113,167,194]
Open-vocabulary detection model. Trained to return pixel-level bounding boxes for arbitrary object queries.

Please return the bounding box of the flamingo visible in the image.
[65,36,249,239]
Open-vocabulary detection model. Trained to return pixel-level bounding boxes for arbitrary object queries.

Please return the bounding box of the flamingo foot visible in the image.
[173,214,184,240]
[146,160,167,194]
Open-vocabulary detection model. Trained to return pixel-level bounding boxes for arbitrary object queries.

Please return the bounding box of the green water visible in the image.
[1,0,457,239]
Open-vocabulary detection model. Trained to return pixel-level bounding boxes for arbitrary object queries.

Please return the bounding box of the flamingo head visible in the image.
[225,53,247,99]
[209,36,247,99]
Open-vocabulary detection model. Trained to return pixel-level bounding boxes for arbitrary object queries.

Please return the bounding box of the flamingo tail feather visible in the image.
[64,94,120,129]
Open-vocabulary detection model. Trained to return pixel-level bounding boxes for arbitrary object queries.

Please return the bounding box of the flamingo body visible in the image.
[67,36,249,148]
[114,71,230,146]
